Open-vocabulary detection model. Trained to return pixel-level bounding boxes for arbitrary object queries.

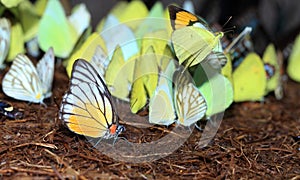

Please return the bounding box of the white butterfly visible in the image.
[149,60,207,126]
[2,47,55,103]
[101,15,139,61]
[90,45,109,79]
[0,18,11,69]
[60,59,125,139]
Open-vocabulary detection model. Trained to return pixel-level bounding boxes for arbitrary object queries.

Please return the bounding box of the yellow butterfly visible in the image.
[262,44,283,99]
[168,5,225,69]
[60,59,125,140]
[0,18,10,68]
[232,53,267,102]
[287,33,300,83]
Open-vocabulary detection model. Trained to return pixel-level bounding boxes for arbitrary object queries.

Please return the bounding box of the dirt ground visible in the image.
[0,59,299,179]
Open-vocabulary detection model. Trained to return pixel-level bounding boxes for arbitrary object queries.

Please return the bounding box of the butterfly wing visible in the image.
[0,18,10,67]
[171,26,221,67]
[233,53,267,102]
[38,0,76,58]
[205,51,228,70]
[168,5,209,30]
[2,54,44,103]
[149,60,176,125]
[101,15,138,61]
[36,47,55,98]
[60,59,121,138]
[194,61,233,117]
[262,44,280,95]
[90,45,109,79]
[173,69,207,126]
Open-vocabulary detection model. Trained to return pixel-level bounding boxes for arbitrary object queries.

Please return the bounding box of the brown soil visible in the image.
[0,60,299,179]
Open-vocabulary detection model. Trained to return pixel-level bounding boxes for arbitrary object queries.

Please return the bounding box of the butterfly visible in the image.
[130,46,159,113]
[193,61,233,117]
[262,44,283,99]
[6,22,25,62]
[232,52,267,102]
[149,60,207,126]
[287,33,300,83]
[38,0,90,58]
[60,59,125,140]
[0,18,11,68]
[2,47,55,103]
[65,32,107,77]
[0,100,23,119]
[105,45,136,102]
[100,14,139,61]
[168,5,225,69]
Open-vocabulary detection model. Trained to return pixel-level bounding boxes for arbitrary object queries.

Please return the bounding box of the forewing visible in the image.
[90,45,109,79]
[36,47,55,97]
[171,26,217,67]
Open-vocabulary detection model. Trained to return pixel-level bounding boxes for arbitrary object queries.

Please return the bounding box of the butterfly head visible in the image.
[109,124,125,135]
[264,63,275,80]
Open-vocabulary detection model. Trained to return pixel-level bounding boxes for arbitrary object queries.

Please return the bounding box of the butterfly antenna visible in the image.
[222,27,236,35]
[222,16,233,29]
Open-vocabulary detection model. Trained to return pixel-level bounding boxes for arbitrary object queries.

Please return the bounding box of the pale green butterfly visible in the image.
[193,61,233,117]
[0,18,10,69]
[130,46,159,113]
[38,0,90,58]
[2,48,55,103]
[105,45,136,102]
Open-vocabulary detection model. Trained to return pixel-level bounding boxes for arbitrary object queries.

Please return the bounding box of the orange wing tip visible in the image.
[168,5,198,30]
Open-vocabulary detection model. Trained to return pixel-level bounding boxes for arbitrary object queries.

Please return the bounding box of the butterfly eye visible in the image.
[264,63,275,80]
